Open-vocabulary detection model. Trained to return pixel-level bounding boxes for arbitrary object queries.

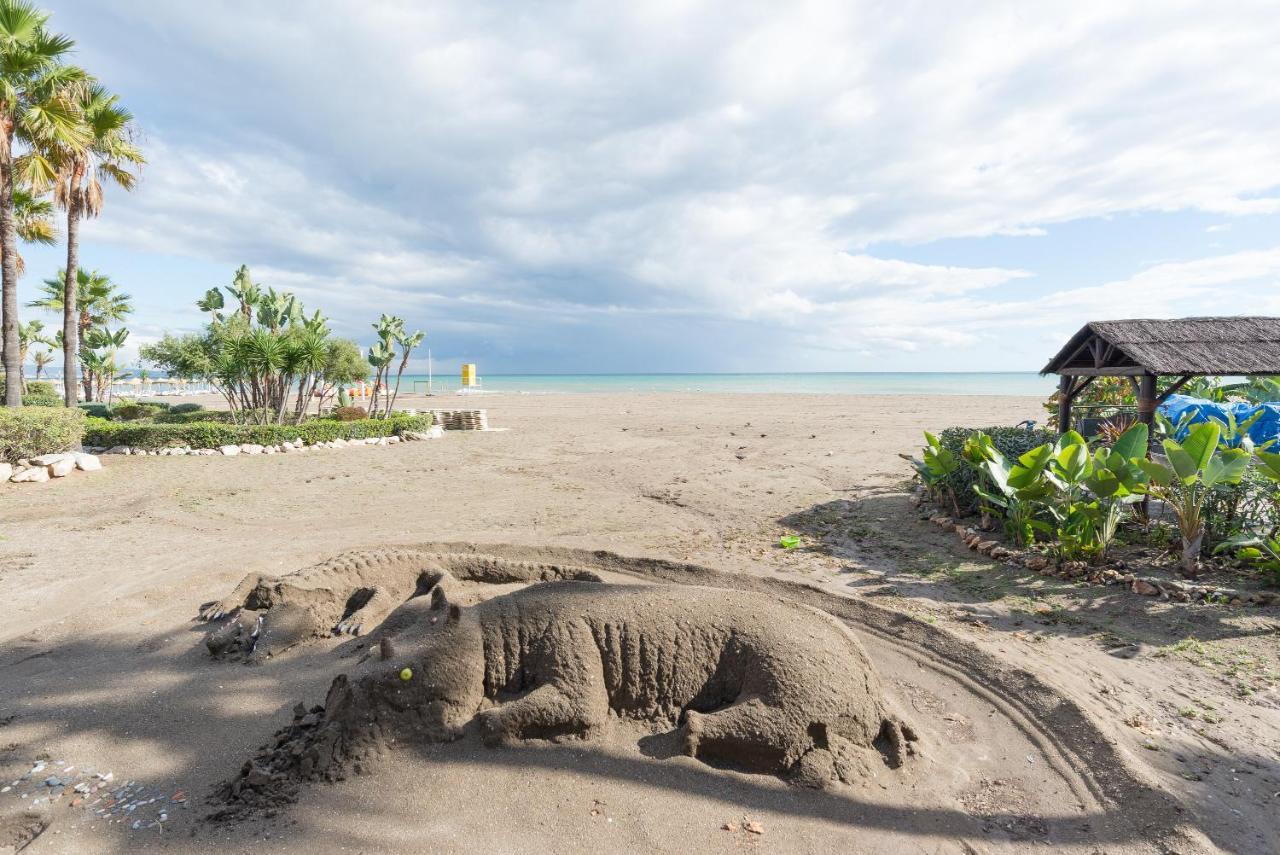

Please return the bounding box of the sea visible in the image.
[394,372,1055,396]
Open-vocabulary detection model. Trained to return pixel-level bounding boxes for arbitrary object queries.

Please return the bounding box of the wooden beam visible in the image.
[1156,374,1195,405]
[1055,335,1098,373]
[1069,375,1097,398]
[1126,376,1141,398]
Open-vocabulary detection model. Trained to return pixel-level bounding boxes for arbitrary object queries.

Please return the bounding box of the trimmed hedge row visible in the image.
[83,413,433,451]
[0,407,85,462]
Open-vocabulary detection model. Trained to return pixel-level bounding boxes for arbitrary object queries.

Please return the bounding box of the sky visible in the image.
[15,0,1280,375]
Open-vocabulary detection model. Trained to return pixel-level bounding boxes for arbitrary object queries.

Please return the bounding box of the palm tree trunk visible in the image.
[62,189,82,406]
[0,129,22,407]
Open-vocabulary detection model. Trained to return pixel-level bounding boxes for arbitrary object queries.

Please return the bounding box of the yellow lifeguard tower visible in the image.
[461,363,478,388]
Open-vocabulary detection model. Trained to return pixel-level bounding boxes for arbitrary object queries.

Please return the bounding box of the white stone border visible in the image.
[5,452,102,484]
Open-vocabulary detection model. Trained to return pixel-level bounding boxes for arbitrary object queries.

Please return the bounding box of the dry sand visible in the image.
[0,392,1276,853]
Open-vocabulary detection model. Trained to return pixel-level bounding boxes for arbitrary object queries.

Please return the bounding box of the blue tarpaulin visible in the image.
[1158,394,1280,447]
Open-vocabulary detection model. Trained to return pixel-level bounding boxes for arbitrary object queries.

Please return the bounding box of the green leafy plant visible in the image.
[966,432,1054,546]
[937,425,1056,516]
[170,402,203,415]
[83,413,433,451]
[1214,534,1280,587]
[1136,422,1250,576]
[902,431,962,514]
[0,407,85,462]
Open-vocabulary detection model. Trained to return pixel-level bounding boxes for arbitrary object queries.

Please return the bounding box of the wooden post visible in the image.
[1057,375,1074,434]
[1138,372,1157,519]
[1137,373,1157,445]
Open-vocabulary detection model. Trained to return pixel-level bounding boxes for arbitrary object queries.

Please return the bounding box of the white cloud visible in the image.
[50,0,1280,368]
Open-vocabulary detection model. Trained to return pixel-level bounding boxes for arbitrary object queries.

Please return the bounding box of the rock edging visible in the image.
[5,452,103,485]
[910,491,1278,608]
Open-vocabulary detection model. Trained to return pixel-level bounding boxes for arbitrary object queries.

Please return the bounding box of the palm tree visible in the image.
[51,83,142,405]
[31,344,49,377]
[14,315,46,390]
[0,0,89,406]
[10,185,52,272]
[28,267,130,399]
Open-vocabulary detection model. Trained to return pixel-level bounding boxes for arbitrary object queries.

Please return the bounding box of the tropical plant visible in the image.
[385,326,424,416]
[1044,425,1149,564]
[48,82,141,405]
[29,267,132,400]
[317,338,366,414]
[1214,534,1280,587]
[80,324,127,401]
[1135,422,1251,576]
[1044,376,1136,430]
[902,431,963,514]
[0,0,89,406]
[142,267,357,425]
[31,344,50,377]
[966,432,1054,546]
[367,314,400,416]
[14,316,48,389]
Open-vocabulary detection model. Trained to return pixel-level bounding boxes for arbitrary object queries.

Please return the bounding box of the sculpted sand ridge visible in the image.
[217,577,919,811]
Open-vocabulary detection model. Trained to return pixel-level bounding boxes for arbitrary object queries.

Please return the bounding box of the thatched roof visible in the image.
[1042,316,1280,376]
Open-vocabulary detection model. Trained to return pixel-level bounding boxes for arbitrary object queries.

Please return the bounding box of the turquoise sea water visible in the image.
[395,372,1055,396]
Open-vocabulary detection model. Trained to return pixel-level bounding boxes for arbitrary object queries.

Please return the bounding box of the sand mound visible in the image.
[0,811,47,853]
[199,548,604,661]
[216,580,918,813]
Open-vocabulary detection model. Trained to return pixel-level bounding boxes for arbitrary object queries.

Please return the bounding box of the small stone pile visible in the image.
[4,451,101,484]
[427,409,489,430]
[912,492,1279,608]
[91,426,445,458]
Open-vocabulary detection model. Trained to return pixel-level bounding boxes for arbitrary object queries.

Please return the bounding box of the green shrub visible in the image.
[170,402,203,414]
[26,380,56,397]
[1203,466,1277,554]
[78,403,112,419]
[111,402,167,421]
[333,406,367,422]
[0,407,85,462]
[22,394,64,407]
[84,413,433,451]
[938,425,1057,516]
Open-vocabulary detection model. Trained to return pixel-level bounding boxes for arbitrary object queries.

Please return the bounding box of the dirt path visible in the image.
[0,392,1272,852]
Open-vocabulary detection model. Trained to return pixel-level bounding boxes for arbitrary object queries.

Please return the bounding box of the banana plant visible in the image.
[902,431,962,514]
[1214,533,1280,586]
[1134,421,1250,576]
[968,432,1054,546]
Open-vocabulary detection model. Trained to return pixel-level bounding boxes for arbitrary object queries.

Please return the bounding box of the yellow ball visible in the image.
[399,667,413,681]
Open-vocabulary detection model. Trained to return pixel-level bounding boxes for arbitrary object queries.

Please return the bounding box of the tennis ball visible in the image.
[399,667,413,681]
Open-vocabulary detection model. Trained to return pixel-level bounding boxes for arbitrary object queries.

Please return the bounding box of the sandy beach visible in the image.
[1,392,1276,853]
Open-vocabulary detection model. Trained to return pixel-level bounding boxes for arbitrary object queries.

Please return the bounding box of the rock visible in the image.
[386,435,401,444]
[933,516,953,528]
[171,448,189,456]
[953,524,967,535]
[219,445,241,456]
[332,438,348,448]
[280,443,295,453]
[30,452,74,466]
[107,445,131,455]
[1025,556,1049,572]
[1132,579,1160,596]
[976,540,999,555]
[989,547,1011,560]
[47,457,75,477]
[375,437,388,445]
[73,453,102,471]
[243,766,273,789]
[262,445,277,454]
[0,462,10,481]
[11,466,50,483]
[240,444,264,455]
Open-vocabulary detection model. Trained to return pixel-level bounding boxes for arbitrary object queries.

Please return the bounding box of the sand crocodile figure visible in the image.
[198,548,604,661]
[226,581,919,796]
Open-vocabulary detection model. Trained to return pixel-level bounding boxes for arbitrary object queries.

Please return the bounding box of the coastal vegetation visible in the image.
[140,265,422,427]
[911,415,1279,584]
[0,0,143,407]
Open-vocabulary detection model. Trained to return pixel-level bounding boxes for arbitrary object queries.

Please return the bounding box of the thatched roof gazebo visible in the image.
[1041,316,1280,435]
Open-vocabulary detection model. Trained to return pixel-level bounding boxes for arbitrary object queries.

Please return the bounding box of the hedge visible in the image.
[0,407,85,462]
[83,413,433,451]
[937,424,1057,515]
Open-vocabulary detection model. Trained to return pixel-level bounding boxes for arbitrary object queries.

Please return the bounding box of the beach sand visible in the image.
[0,393,1274,853]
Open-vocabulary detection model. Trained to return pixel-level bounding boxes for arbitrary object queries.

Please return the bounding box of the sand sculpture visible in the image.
[221,577,919,807]
[199,548,605,660]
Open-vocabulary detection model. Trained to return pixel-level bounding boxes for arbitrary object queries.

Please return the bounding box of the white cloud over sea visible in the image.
[19,0,1280,372]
